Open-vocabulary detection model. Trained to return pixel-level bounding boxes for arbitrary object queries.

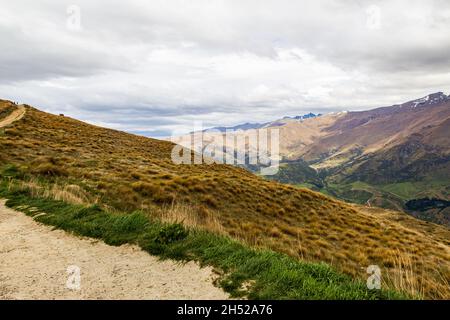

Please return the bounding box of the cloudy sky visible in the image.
[1,0,450,136]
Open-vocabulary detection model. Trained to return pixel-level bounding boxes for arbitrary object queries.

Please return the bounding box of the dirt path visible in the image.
[0,200,228,299]
[0,105,26,128]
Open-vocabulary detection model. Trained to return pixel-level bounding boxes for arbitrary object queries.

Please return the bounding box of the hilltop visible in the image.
[0,99,449,298]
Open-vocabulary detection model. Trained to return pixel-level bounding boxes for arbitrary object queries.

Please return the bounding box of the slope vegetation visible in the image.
[0,200,228,300]
[0,99,449,298]
[185,93,449,223]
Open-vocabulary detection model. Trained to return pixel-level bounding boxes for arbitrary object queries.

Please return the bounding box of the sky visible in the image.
[1,0,450,137]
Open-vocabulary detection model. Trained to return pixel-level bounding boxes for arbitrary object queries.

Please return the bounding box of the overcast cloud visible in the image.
[1,0,449,136]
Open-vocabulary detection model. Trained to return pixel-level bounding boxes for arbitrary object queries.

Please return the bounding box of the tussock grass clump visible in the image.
[131,181,159,196]
[154,202,226,235]
[29,156,69,177]
[5,177,91,205]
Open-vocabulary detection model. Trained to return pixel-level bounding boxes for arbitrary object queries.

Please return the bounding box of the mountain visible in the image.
[302,92,450,168]
[284,112,322,121]
[201,122,267,133]
[175,92,450,224]
[314,93,450,214]
[1,99,449,298]
[201,113,322,133]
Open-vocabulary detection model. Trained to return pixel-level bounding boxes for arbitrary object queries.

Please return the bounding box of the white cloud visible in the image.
[0,0,449,136]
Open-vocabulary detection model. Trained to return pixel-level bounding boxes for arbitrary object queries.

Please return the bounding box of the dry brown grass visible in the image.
[1,101,449,299]
[9,178,92,205]
[153,202,226,235]
[383,251,425,299]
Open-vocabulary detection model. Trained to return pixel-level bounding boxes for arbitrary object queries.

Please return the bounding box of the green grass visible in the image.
[320,182,375,204]
[380,181,449,200]
[0,180,404,300]
[282,159,448,210]
[325,180,448,204]
[381,182,421,200]
[295,183,318,190]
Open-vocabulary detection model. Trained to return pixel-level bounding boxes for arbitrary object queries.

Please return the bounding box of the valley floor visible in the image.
[0,200,228,300]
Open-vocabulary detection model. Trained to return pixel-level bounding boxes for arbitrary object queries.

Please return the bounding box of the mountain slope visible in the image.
[177,92,449,174]
[321,94,450,217]
[1,99,449,298]
[315,92,450,170]
[178,93,450,223]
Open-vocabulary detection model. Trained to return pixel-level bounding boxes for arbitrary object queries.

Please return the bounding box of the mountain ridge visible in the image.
[174,92,450,223]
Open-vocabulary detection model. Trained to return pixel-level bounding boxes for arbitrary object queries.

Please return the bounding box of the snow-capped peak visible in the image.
[410,92,447,108]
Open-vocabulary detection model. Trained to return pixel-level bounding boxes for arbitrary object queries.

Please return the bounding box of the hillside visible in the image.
[0,99,449,298]
[312,94,450,218]
[321,93,450,182]
[302,93,449,165]
[405,198,450,226]
[180,93,450,223]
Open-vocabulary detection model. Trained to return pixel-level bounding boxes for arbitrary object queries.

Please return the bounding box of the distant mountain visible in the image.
[175,92,450,225]
[323,92,450,184]
[283,112,322,121]
[298,92,449,165]
[201,112,322,133]
[202,122,267,133]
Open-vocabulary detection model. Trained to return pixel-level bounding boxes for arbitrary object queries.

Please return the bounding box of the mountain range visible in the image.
[1,98,449,298]
[200,112,322,133]
[175,92,450,225]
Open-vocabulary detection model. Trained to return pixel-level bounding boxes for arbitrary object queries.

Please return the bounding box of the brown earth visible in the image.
[0,200,228,300]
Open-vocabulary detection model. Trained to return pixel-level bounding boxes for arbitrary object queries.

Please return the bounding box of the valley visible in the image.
[183,93,450,227]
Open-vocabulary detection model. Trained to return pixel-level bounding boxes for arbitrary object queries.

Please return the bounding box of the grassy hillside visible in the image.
[175,94,450,225]
[0,181,402,299]
[266,159,324,188]
[331,133,450,187]
[1,100,449,298]
[405,198,450,227]
[268,156,448,224]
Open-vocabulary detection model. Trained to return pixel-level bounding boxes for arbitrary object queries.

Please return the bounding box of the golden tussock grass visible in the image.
[10,178,92,206]
[0,102,449,299]
[383,250,429,299]
[152,202,226,235]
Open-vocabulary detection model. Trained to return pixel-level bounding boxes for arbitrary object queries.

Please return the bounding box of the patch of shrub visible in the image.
[110,212,149,234]
[153,223,189,245]
[1,164,22,178]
